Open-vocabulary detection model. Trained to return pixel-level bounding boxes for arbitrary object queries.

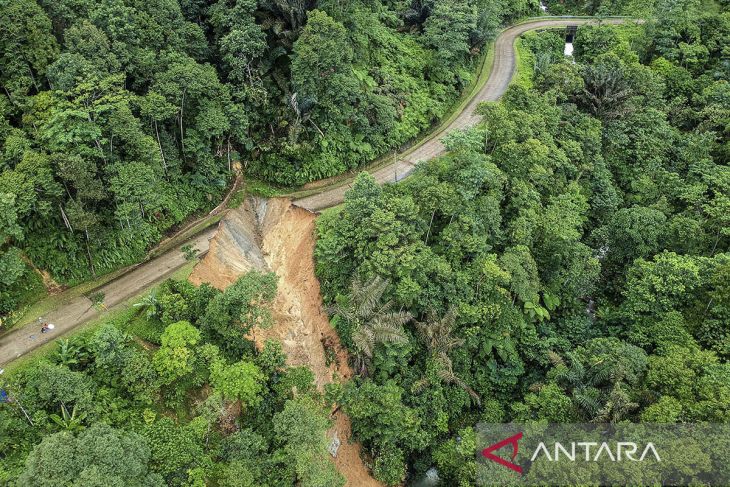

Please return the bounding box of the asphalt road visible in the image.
[0,17,628,366]
[0,229,216,365]
[293,17,628,211]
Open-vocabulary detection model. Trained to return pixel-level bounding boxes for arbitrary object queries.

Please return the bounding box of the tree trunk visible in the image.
[59,204,73,232]
[27,65,39,92]
[154,120,168,175]
[227,137,232,172]
[179,89,186,157]
[86,112,106,162]
[425,209,436,244]
[84,229,96,276]
[308,118,325,137]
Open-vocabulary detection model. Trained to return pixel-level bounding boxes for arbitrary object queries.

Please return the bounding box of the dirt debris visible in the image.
[22,255,64,295]
[189,197,381,487]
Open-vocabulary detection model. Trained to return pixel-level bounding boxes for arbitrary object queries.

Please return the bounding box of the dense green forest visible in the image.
[315,1,730,485]
[1,272,349,486]
[0,0,533,316]
[2,0,730,486]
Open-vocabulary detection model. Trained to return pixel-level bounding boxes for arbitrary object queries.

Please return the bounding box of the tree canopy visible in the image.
[316,5,730,484]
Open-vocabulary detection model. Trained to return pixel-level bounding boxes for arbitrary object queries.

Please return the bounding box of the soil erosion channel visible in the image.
[189,197,381,487]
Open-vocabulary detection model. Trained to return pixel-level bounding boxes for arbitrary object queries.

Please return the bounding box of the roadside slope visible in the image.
[292,17,629,211]
[189,198,381,487]
[0,229,215,365]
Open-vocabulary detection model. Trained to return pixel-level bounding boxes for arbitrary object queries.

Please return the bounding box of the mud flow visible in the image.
[189,197,381,487]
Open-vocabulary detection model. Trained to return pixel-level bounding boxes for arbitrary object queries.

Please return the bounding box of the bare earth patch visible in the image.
[189,197,381,487]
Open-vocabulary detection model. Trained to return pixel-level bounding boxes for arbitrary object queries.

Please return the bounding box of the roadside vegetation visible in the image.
[1,272,345,486]
[316,1,730,484]
[0,0,534,317]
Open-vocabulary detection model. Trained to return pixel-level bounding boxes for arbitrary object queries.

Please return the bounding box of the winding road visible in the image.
[294,17,628,211]
[0,17,628,366]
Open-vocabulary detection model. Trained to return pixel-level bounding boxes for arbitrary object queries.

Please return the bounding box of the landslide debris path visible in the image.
[293,17,629,211]
[190,198,381,487]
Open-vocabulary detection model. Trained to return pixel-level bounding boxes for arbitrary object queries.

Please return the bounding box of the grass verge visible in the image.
[147,212,223,260]
[228,178,292,209]
[513,37,535,89]
[1,260,196,375]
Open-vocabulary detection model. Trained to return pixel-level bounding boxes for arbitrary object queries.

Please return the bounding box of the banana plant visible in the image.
[134,291,160,319]
[50,403,86,433]
[54,338,91,369]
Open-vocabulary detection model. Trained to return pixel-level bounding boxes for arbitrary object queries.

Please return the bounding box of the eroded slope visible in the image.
[189,197,380,487]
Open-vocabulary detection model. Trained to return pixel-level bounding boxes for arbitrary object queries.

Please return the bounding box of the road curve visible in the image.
[0,17,629,366]
[293,17,629,211]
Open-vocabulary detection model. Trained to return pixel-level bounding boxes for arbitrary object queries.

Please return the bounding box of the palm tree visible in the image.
[594,382,639,424]
[579,61,634,120]
[548,350,639,422]
[549,351,602,419]
[259,0,315,33]
[333,276,410,376]
[414,308,481,406]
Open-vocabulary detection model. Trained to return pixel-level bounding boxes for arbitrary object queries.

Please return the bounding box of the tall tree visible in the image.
[290,9,359,135]
[202,271,277,354]
[18,424,164,486]
[272,397,345,487]
[423,0,477,81]
[153,320,202,388]
[0,0,59,101]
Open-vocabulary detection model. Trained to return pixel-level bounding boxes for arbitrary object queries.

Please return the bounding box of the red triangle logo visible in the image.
[481,431,523,474]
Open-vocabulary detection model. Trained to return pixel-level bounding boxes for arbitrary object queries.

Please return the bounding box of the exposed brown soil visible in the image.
[189,197,381,487]
[37,269,64,295]
[22,255,64,295]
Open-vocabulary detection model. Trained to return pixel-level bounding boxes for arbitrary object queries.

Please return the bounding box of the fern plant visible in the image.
[332,276,410,376]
